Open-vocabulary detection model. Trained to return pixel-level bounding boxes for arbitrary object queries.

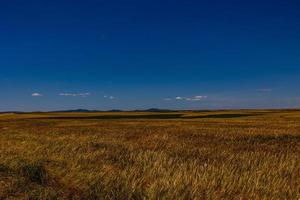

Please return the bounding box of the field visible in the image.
[0,110,300,199]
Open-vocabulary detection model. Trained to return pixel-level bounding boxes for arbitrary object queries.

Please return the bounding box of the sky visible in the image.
[1,0,300,111]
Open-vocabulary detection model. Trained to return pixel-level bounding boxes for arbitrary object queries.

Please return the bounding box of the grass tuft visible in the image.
[20,163,49,185]
[0,163,10,173]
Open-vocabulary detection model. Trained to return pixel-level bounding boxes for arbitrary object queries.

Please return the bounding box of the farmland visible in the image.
[0,110,300,199]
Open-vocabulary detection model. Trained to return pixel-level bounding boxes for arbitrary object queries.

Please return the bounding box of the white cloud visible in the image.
[195,95,207,99]
[104,95,115,100]
[59,92,91,97]
[166,95,207,101]
[186,96,207,101]
[32,93,43,97]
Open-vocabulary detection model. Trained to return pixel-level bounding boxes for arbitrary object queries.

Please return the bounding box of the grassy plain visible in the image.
[0,110,300,199]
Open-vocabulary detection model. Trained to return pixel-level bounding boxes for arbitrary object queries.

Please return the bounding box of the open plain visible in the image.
[0,110,300,199]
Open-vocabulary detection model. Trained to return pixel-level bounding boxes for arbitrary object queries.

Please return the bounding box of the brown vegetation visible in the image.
[0,110,300,199]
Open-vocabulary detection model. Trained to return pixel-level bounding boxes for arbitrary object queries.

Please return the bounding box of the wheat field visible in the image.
[0,110,300,199]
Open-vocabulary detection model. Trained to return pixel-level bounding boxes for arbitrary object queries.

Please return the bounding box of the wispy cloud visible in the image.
[59,92,91,97]
[104,95,115,100]
[186,95,207,101]
[175,96,183,100]
[32,93,43,97]
[165,95,207,101]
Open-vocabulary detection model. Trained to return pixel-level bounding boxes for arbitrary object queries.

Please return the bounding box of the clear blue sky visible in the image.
[1,0,300,111]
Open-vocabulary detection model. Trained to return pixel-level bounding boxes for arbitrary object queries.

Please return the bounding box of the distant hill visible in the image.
[0,111,25,114]
[54,109,101,113]
[132,108,175,112]
[2,108,299,114]
[54,108,174,113]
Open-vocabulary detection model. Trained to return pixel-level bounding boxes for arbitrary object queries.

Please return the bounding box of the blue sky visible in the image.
[1,0,300,111]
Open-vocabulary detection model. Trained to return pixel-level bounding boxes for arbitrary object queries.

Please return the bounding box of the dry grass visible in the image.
[0,110,300,199]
